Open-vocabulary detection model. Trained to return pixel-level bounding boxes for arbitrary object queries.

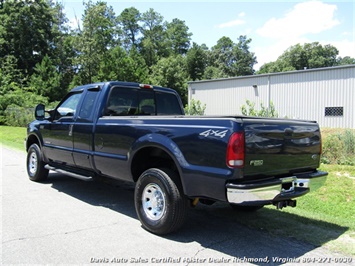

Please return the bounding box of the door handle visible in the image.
[69,124,73,136]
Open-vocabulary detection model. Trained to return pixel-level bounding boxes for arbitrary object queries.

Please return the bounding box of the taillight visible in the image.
[226,132,245,168]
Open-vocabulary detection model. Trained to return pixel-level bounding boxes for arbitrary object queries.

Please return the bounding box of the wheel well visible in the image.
[131,147,179,182]
[26,135,40,151]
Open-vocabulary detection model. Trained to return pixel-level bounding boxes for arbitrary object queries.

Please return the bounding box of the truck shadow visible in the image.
[47,173,348,264]
[171,205,349,264]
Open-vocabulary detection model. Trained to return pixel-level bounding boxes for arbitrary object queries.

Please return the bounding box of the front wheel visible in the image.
[26,144,49,182]
[134,168,188,235]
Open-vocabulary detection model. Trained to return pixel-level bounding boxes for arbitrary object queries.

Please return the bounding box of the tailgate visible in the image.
[242,118,321,179]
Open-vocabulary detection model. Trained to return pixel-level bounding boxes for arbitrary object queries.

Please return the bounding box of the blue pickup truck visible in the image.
[25,81,327,234]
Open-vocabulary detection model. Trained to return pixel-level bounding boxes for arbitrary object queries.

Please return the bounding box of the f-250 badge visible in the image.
[199,129,228,138]
[250,160,264,166]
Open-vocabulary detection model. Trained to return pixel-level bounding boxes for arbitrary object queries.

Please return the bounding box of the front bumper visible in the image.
[226,170,328,205]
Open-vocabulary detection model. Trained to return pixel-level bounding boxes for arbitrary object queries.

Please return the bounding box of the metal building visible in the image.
[188,65,355,128]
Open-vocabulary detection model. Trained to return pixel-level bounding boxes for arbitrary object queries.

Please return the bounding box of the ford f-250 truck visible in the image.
[25,81,327,235]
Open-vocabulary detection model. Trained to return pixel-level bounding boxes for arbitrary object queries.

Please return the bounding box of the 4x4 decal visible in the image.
[199,129,228,138]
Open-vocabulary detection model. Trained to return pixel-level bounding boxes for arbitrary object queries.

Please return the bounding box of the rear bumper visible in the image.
[226,170,328,205]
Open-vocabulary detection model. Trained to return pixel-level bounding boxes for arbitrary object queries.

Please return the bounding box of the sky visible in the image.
[61,0,355,70]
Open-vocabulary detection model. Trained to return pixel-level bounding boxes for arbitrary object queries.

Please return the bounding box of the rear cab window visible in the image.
[105,86,183,116]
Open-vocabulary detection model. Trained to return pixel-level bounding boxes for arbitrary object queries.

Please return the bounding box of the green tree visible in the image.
[30,55,62,102]
[203,66,225,80]
[94,46,148,83]
[207,35,256,78]
[117,7,141,51]
[149,55,189,104]
[166,18,192,55]
[72,0,118,85]
[209,36,234,78]
[95,46,128,81]
[306,43,338,68]
[125,47,149,83]
[0,0,56,76]
[337,56,355,65]
[186,43,207,81]
[233,35,257,76]
[258,42,348,74]
[50,2,77,92]
[257,61,290,74]
[0,55,25,93]
[140,8,168,67]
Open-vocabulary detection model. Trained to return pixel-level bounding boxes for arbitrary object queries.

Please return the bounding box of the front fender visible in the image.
[26,122,44,151]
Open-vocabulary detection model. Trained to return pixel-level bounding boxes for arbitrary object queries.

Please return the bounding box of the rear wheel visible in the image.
[134,168,188,235]
[26,144,49,182]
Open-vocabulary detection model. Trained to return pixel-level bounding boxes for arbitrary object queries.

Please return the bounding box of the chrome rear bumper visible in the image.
[226,171,327,204]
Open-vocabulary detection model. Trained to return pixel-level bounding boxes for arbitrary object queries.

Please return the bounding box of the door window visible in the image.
[55,93,82,120]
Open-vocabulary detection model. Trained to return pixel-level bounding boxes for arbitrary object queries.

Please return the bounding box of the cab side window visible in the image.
[105,87,156,116]
[105,88,138,116]
[78,91,99,120]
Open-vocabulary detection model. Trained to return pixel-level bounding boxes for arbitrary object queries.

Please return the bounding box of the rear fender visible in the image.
[129,133,188,187]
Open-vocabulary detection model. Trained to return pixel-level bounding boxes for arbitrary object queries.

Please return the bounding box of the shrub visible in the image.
[240,100,278,117]
[4,105,35,127]
[321,129,355,166]
[0,86,49,126]
[344,129,355,155]
[184,99,206,115]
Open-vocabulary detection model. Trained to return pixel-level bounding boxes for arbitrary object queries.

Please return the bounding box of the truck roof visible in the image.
[70,81,178,94]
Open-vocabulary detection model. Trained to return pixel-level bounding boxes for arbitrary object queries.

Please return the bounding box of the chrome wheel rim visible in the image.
[28,151,38,175]
[142,183,166,221]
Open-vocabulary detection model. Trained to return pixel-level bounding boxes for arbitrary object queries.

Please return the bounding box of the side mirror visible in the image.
[35,104,45,120]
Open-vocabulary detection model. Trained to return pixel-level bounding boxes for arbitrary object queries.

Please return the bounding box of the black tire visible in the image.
[26,144,49,182]
[230,204,264,212]
[134,168,188,235]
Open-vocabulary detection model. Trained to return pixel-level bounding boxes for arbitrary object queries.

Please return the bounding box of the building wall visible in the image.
[188,65,355,128]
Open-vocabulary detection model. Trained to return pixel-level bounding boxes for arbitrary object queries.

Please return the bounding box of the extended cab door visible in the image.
[94,86,165,179]
[41,92,83,165]
[93,86,143,179]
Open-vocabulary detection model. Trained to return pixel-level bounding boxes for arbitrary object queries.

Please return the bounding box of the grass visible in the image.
[290,164,354,230]
[0,125,27,150]
[1,125,355,256]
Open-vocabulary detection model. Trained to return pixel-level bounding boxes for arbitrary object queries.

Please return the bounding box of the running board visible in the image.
[45,165,93,181]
